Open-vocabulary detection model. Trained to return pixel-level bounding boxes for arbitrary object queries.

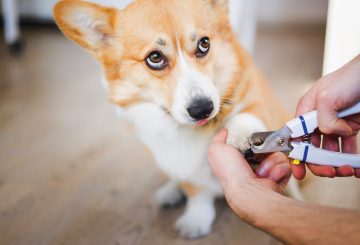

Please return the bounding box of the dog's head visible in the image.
[54,0,242,126]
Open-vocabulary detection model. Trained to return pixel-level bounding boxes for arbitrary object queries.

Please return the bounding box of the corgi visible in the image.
[54,0,301,239]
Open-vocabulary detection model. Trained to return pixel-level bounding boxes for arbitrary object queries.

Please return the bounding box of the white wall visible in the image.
[18,0,57,19]
[258,0,328,25]
[17,0,328,26]
[323,0,360,75]
[17,0,132,20]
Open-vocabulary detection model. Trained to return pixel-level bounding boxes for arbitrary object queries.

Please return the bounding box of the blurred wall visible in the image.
[323,0,360,74]
[16,0,328,26]
[17,0,130,20]
[258,0,328,26]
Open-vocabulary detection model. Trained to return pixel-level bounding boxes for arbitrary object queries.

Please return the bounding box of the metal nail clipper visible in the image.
[250,102,360,168]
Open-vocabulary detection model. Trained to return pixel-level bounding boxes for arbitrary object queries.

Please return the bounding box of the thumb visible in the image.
[208,129,255,186]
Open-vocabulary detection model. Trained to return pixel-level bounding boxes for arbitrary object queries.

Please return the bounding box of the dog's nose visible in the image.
[187,98,214,120]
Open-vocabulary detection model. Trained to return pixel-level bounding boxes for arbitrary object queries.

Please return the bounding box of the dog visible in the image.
[54,0,301,239]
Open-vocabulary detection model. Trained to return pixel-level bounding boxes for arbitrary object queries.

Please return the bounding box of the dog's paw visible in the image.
[174,196,215,239]
[156,181,184,208]
[175,211,213,239]
[226,129,253,152]
[225,113,266,153]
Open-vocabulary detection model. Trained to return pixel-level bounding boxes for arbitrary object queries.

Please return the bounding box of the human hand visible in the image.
[294,56,360,179]
[208,129,292,218]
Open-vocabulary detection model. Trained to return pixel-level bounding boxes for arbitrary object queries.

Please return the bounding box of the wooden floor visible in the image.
[0,24,359,245]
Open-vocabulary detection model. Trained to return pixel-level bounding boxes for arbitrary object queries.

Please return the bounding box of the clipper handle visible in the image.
[287,101,360,138]
[289,142,360,168]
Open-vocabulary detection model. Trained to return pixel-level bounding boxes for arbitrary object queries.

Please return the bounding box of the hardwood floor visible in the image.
[0,24,358,245]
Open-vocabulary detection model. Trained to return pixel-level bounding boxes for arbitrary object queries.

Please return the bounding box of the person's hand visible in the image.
[294,56,360,179]
[208,129,292,219]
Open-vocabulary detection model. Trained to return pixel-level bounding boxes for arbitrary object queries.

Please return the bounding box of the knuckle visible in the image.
[318,90,332,104]
[319,125,333,134]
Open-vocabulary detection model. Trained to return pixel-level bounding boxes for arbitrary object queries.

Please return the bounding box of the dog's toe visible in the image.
[175,212,212,239]
[226,133,252,153]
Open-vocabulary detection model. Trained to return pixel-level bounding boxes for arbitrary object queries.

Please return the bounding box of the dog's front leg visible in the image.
[225,113,267,152]
[156,179,184,208]
[175,182,215,239]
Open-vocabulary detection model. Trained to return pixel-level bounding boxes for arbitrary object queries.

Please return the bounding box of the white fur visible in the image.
[110,82,304,239]
[171,50,220,125]
[67,9,107,46]
[225,113,267,152]
[105,45,296,240]
[156,180,183,207]
[121,102,267,238]
[125,103,219,184]
[175,193,215,239]
[60,0,302,239]
[100,75,109,90]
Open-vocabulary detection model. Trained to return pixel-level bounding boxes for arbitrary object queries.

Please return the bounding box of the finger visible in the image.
[267,162,292,186]
[307,164,336,178]
[317,92,353,136]
[290,160,306,180]
[355,169,360,178]
[347,116,360,134]
[336,165,354,177]
[311,132,321,148]
[295,87,317,117]
[342,136,358,154]
[208,131,255,183]
[256,152,288,177]
[211,128,228,144]
[209,150,255,184]
[322,135,339,152]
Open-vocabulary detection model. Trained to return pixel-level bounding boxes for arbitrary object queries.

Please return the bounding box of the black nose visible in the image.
[187,98,214,120]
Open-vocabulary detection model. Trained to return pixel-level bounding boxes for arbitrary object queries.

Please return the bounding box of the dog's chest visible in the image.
[121,103,215,179]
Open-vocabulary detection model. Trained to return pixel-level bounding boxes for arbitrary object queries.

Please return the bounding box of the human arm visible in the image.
[208,129,360,245]
[294,55,360,179]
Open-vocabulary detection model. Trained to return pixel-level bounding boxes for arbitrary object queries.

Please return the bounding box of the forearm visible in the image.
[208,128,360,244]
[230,183,360,245]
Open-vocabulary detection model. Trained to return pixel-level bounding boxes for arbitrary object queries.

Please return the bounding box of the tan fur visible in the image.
[180,182,200,197]
[53,0,288,131]
[53,0,293,237]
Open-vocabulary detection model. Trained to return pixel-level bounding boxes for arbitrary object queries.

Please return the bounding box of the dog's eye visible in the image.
[196,37,210,57]
[146,51,167,70]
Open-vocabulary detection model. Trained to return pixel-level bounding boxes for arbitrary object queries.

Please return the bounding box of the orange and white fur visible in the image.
[54,0,301,239]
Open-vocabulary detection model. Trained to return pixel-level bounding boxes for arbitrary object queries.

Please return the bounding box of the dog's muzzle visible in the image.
[187,97,214,121]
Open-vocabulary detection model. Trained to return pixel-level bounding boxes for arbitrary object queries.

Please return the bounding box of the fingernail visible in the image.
[257,162,270,177]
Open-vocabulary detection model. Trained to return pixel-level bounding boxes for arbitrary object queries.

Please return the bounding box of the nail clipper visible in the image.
[250,102,360,167]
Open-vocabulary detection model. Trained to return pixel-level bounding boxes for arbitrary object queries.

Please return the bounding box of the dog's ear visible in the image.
[203,0,230,29]
[207,0,228,8]
[53,0,116,58]
[204,0,228,11]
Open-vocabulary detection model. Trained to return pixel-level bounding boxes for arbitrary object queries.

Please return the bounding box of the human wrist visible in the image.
[225,179,288,226]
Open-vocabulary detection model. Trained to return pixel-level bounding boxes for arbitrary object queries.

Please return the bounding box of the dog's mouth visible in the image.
[185,97,217,127]
[193,111,219,126]
[195,119,210,126]
[168,97,220,127]
[172,112,218,127]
